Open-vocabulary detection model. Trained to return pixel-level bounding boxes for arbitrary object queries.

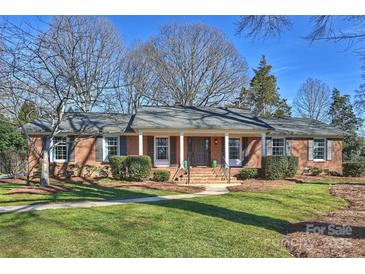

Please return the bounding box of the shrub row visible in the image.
[238,168,258,180]
[153,170,171,182]
[260,156,299,180]
[343,162,365,177]
[109,155,152,181]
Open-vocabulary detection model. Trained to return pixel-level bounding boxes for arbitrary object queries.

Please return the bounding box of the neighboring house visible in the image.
[24,106,345,180]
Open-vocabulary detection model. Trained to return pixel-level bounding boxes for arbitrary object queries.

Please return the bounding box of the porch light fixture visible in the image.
[214,138,218,145]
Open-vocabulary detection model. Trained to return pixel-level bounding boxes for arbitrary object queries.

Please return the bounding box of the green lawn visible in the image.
[0,183,346,257]
[0,182,179,206]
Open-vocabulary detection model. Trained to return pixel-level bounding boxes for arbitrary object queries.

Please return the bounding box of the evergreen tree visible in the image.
[228,87,252,109]
[329,88,362,160]
[17,101,38,126]
[250,55,281,116]
[0,118,27,152]
[274,98,292,118]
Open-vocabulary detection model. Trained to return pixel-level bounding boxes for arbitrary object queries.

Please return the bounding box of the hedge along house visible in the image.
[24,106,346,181]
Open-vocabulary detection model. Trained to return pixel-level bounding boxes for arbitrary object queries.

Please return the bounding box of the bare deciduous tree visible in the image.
[236,16,365,44]
[293,78,331,122]
[39,16,123,112]
[104,42,158,114]
[236,16,292,39]
[147,23,248,106]
[0,16,122,185]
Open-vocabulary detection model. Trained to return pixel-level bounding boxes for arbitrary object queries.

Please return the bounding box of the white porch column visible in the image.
[180,129,184,168]
[261,132,266,157]
[138,130,143,155]
[224,132,229,168]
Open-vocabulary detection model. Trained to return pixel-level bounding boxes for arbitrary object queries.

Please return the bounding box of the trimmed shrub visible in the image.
[67,164,80,177]
[343,162,365,177]
[286,156,299,177]
[125,155,152,181]
[153,170,171,182]
[84,165,98,178]
[261,156,288,180]
[98,166,110,178]
[109,156,127,180]
[238,168,259,180]
[310,167,322,176]
[325,170,341,177]
[260,156,299,180]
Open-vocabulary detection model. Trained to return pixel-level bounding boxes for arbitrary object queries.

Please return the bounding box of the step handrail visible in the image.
[221,156,231,184]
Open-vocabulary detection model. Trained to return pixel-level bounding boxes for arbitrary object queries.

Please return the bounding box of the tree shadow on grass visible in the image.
[144,198,289,234]
[0,182,171,206]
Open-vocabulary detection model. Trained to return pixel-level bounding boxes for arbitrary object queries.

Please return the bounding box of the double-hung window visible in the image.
[272,138,285,156]
[229,138,241,166]
[53,136,67,161]
[155,137,169,161]
[104,136,119,161]
[313,139,325,161]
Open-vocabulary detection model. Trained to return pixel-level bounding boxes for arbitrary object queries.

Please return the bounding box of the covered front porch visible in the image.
[136,129,267,169]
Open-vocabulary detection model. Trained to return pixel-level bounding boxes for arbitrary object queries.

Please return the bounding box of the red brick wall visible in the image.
[246,137,262,168]
[291,138,343,174]
[27,135,344,177]
[210,137,222,164]
[127,136,139,155]
[28,136,44,176]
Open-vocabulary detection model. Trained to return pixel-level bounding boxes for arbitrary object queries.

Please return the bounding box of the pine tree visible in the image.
[329,88,362,160]
[274,98,292,118]
[228,87,252,110]
[249,55,281,116]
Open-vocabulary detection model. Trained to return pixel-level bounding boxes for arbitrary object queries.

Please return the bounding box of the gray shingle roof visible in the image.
[23,106,346,138]
[23,112,132,134]
[261,116,347,137]
[133,106,272,130]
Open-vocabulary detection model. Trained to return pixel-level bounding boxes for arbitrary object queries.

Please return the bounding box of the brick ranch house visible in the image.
[24,106,345,182]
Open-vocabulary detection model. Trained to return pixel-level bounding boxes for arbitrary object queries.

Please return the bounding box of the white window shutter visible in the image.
[266,138,273,156]
[286,138,292,156]
[327,139,332,161]
[308,139,314,161]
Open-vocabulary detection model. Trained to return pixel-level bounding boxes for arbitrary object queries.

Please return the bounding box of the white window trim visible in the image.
[51,136,68,163]
[154,136,170,167]
[272,137,285,156]
[229,137,242,167]
[103,135,120,162]
[313,138,326,162]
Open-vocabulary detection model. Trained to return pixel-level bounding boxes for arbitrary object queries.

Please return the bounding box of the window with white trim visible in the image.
[272,138,285,156]
[313,139,325,160]
[156,137,169,160]
[53,136,67,161]
[229,138,240,160]
[104,136,119,160]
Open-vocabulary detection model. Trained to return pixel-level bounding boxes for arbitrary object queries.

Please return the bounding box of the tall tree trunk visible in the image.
[40,149,50,186]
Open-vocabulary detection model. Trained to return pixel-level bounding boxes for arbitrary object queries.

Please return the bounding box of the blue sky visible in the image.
[108,15,363,104]
[11,16,363,104]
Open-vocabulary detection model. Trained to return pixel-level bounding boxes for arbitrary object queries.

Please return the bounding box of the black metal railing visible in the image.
[171,167,182,183]
[221,156,231,184]
[187,157,191,184]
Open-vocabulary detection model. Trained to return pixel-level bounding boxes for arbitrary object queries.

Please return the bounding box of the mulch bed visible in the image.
[97,181,205,194]
[283,183,365,258]
[227,179,294,192]
[5,185,73,195]
[0,177,205,194]
[291,175,365,184]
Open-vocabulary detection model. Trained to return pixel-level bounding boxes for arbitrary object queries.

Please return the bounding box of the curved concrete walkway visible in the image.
[0,184,236,214]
